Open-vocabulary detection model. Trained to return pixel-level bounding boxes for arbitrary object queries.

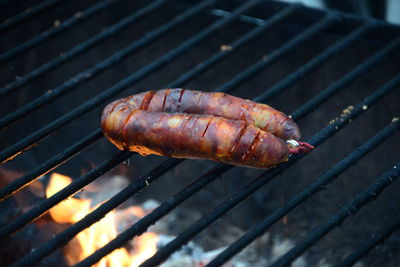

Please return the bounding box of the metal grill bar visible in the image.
[166,4,297,88]
[271,162,400,267]
[0,0,117,64]
[0,150,133,239]
[297,4,397,28]
[337,212,400,267]
[0,0,257,163]
[215,13,335,93]
[210,8,270,26]
[0,0,167,98]
[141,74,400,267]
[0,0,216,130]
[170,7,335,93]
[206,74,400,266]
[213,3,398,30]
[292,36,400,120]
[0,129,103,201]
[9,157,183,267]
[0,0,62,32]
[254,22,371,102]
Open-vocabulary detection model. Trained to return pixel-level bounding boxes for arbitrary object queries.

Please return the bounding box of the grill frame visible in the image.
[0,0,399,266]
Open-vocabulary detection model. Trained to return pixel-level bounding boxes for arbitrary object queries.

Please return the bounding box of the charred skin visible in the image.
[101,89,299,169]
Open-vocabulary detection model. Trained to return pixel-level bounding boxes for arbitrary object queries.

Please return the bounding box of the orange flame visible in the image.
[46,173,159,266]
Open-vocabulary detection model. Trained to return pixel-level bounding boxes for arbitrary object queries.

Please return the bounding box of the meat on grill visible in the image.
[101,89,307,168]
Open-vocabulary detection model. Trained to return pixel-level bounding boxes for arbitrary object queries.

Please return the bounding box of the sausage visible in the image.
[116,89,300,140]
[101,89,309,169]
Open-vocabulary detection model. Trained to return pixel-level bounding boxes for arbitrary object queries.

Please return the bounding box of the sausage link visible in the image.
[103,109,289,168]
[121,89,300,140]
[101,89,302,168]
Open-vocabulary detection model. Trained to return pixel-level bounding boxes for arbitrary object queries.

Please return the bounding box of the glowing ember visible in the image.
[46,173,159,266]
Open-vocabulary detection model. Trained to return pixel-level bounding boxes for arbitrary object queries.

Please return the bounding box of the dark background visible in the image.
[1,0,399,266]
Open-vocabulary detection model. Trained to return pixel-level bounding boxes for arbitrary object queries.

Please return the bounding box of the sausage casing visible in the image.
[101,89,300,168]
[118,89,300,141]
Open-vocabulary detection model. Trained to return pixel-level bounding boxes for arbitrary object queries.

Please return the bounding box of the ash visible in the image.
[92,174,361,267]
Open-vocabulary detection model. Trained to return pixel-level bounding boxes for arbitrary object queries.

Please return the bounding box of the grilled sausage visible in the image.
[101,89,306,169]
[116,89,300,140]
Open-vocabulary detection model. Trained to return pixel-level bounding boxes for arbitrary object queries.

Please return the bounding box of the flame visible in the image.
[46,173,159,266]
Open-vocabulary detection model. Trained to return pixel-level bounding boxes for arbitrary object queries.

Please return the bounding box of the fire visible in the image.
[46,173,159,266]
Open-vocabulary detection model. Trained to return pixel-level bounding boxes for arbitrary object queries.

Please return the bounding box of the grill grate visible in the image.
[0,0,399,266]
[0,0,167,97]
[271,161,400,267]
[0,0,62,33]
[0,0,117,64]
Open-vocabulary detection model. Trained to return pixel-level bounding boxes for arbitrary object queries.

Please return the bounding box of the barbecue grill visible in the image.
[1,0,399,266]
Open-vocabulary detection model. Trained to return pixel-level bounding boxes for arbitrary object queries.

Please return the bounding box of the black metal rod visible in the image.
[0,129,103,201]
[254,22,371,102]
[214,3,398,30]
[210,8,269,26]
[271,162,400,267]
[206,75,400,266]
[0,0,62,32]
[0,0,167,98]
[167,4,297,88]
[0,0,229,163]
[0,0,117,64]
[0,0,216,130]
[292,35,400,120]
[141,74,400,267]
[307,2,390,26]
[216,13,336,93]
[9,157,183,267]
[0,150,133,240]
[336,211,400,267]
